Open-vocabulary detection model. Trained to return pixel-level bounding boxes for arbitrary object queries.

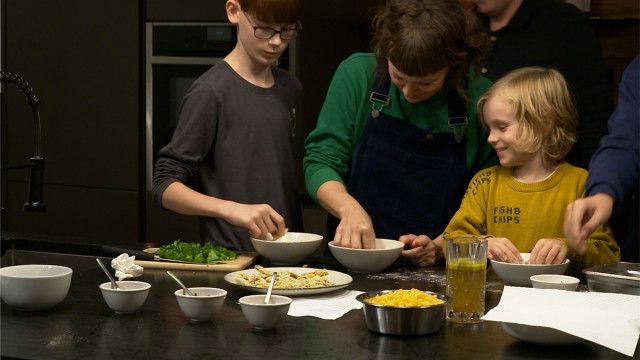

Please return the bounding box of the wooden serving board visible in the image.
[133,249,258,272]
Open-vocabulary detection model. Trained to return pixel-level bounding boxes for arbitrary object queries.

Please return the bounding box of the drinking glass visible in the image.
[445,234,487,324]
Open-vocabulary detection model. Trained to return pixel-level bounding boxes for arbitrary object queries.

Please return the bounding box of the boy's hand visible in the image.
[487,237,523,263]
[529,238,568,264]
[222,202,285,238]
[399,234,437,267]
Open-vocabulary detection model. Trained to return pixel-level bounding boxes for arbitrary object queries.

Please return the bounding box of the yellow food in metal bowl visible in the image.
[365,288,445,307]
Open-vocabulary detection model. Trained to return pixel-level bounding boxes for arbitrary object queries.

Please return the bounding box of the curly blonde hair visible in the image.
[371,0,489,99]
[477,67,578,165]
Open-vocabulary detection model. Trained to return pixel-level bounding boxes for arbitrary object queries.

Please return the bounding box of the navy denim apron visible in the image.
[326,74,470,266]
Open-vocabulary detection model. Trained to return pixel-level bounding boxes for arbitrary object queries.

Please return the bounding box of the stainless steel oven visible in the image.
[145,21,297,190]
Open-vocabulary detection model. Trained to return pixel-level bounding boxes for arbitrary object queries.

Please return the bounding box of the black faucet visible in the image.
[1,71,46,213]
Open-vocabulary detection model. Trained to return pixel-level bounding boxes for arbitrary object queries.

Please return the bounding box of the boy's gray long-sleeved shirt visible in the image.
[153,61,302,251]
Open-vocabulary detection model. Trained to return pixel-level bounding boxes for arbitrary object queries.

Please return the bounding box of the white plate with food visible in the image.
[224,266,353,296]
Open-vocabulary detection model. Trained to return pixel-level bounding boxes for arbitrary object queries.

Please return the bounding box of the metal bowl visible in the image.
[583,262,640,295]
[356,290,448,335]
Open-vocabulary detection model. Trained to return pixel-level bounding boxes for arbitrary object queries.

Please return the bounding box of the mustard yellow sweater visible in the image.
[444,163,620,270]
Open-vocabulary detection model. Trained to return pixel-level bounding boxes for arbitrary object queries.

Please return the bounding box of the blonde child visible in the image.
[435,67,619,270]
[153,0,303,251]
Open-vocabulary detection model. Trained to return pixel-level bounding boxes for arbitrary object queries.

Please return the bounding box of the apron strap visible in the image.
[369,69,469,141]
[369,75,390,118]
[447,88,469,143]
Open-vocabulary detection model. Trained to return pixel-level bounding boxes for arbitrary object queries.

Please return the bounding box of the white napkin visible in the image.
[288,290,364,320]
[111,253,144,280]
[482,286,640,356]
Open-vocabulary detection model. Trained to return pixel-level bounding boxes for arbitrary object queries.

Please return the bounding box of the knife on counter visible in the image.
[99,245,200,264]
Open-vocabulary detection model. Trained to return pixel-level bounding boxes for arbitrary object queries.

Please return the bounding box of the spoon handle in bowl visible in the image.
[96,258,119,289]
[264,273,277,304]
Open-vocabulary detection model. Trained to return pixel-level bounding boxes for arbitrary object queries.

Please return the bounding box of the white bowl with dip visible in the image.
[239,294,292,330]
[99,281,150,314]
[174,287,227,322]
[0,264,73,311]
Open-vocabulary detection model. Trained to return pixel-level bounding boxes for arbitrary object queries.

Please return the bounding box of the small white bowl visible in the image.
[530,274,580,291]
[328,238,404,273]
[251,232,323,265]
[0,264,73,311]
[490,253,570,286]
[99,281,150,314]
[174,287,227,322]
[238,294,292,330]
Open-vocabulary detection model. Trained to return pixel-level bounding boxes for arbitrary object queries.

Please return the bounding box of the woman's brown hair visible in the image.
[371,0,489,99]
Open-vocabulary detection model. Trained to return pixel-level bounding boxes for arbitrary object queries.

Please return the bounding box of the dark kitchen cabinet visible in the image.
[1,0,142,244]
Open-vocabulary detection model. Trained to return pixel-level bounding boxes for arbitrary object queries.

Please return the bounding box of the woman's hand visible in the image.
[221,202,285,238]
[334,204,376,249]
[529,238,568,264]
[399,234,438,267]
[487,237,523,263]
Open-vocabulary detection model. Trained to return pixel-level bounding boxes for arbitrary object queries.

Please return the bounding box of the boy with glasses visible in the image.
[153,0,303,251]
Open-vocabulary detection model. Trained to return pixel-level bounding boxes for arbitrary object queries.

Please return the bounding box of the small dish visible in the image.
[174,287,227,322]
[99,281,150,314]
[238,294,292,330]
[530,274,579,291]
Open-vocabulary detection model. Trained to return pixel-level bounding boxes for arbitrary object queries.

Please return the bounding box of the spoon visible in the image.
[166,271,196,296]
[96,258,119,289]
[264,273,277,304]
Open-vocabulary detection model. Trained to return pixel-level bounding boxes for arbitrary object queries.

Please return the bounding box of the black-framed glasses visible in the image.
[242,12,301,40]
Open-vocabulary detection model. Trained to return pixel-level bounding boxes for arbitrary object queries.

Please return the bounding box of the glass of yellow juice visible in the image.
[445,234,487,324]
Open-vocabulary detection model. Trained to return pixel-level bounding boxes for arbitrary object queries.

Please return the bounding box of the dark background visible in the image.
[1,0,638,247]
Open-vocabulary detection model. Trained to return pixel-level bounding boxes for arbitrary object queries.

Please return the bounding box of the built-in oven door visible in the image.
[150,62,215,175]
[145,22,234,190]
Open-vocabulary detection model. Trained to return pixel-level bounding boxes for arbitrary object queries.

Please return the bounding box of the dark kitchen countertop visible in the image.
[1,248,636,360]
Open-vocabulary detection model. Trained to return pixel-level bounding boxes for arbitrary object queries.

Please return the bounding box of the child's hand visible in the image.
[222,202,285,238]
[399,234,438,267]
[529,238,568,264]
[487,237,523,263]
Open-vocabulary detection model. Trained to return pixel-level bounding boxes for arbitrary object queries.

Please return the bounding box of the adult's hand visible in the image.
[529,238,568,264]
[487,237,523,263]
[333,203,376,249]
[399,234,437,266]
[316,180,376,249]
[564,193,614,255]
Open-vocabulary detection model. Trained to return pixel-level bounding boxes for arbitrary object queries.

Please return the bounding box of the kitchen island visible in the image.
[1,249,636,359]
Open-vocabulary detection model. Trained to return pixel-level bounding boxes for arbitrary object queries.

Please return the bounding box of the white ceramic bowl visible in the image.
[251,232,323,265]
[490,253,570,286]
[530,274,579,291]
[0,264,73,311]
[238,294,292,330]
[328,238,404,273]
[174,287,227,322]
[501,322,583,345]
[99,281,150,314]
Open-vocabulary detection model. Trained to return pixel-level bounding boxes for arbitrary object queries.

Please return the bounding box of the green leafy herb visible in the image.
[155,240,237,264]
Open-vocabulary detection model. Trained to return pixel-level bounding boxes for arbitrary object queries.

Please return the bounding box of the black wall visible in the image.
[0,0,382,245]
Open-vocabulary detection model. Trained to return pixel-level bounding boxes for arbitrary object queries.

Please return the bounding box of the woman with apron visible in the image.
[303,0,497,267]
